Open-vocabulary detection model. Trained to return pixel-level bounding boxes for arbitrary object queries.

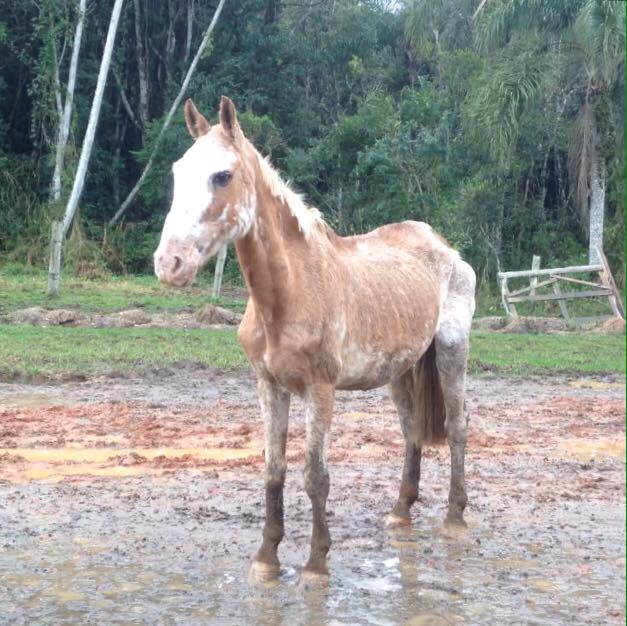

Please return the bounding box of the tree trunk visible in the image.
[109,0,228,227]
[264,0,280,24]
[212,245,228,299]
[165,0,177,86]
[588,157,605,265]
[184,0,193,64]
[133,0,150,129]
[46,221,64,297]
[51,0,87,203]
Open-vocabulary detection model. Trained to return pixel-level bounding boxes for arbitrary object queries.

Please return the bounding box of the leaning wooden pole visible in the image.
[108,0,228,227]
[597,246,625,319]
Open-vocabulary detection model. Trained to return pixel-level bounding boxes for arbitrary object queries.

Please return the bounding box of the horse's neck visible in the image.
[234,178,310,326]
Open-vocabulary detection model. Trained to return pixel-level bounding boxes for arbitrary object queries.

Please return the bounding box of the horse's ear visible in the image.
[219,96,243,144]
[184,99,210,138]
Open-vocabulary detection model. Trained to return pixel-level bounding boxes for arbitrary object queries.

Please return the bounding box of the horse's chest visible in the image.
[240,321,337,394]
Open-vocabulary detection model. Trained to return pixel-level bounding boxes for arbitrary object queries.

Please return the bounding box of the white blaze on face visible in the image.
[160,134,237,244]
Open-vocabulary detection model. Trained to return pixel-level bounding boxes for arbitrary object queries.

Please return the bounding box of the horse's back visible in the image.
[333,220,456,287]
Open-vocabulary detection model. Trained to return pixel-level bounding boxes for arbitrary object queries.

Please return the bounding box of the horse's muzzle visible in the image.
[154,239,200,287]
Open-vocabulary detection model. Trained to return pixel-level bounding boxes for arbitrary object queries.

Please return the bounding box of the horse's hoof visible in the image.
[442,515,468,539]
[248,560,280,585]
[444,514,467,529]
[299,569,330,590]
[385,513,411,528]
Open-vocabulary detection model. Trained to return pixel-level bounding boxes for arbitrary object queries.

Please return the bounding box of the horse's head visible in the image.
[154,96,256,287]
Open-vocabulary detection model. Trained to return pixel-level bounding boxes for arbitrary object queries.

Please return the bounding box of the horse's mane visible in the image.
[255,152,324,239]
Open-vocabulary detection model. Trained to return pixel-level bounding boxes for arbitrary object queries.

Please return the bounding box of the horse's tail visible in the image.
[411,340,447,446]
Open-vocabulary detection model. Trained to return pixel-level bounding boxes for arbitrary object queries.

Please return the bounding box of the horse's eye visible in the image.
[212,170,232,188]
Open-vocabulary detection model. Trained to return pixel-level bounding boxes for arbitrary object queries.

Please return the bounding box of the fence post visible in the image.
[528,255,540,314]
[212,244,227,299]
[530,256,540,295]
[46,220,64,298]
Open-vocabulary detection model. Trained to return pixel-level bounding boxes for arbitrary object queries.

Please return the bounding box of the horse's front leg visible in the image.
[250,378,291,583]
[301,383,334,586]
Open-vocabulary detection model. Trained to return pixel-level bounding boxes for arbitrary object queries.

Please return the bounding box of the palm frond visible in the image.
[573,0,626,86]
[465,38,549,165]
[404,0,448,56]
[475,0,585,52]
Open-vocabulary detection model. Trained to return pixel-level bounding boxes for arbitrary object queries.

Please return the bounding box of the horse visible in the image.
[154,96,476,586]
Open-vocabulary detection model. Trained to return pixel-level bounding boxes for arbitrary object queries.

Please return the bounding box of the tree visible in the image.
[47,0,125,296]
[50,0,86,203]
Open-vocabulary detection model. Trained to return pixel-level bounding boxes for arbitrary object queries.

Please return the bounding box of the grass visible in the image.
[470,331,625,376]
[0,325,623,380]
[0,266,246,314]
[0,326,248,379]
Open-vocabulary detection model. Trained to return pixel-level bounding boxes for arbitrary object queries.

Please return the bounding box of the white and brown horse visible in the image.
[154,96,476,585]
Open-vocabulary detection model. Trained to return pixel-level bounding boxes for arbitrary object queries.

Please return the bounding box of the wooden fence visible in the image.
[497,247,625,323]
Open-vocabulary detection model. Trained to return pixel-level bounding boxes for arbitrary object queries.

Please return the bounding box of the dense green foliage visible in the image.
[0,0,624,288]
[0,324,623,379]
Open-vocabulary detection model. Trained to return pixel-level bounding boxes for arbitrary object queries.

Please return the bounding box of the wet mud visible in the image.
[0,372,624,625]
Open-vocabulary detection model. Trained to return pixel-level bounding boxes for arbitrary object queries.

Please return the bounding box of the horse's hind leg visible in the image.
[436,260,475,526]
[387,371,422,526]
[436,336,469,525]
[250,378,291,582]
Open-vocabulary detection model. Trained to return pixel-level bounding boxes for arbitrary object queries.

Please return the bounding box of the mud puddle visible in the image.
[0,372,624,625]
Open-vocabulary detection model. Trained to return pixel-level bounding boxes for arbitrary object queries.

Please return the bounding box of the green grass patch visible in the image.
[0,326,247,379]
[0,325,624,380]
[469,331,625,376]
[0,267,246,314]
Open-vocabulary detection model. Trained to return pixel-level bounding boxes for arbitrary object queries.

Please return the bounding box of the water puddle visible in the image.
[568,379,624,390]
[558,438,626,461]
[0,393,57,408]
[0,445,262,482]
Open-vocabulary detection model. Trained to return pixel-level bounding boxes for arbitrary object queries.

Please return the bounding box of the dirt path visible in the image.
[0,372,624,625]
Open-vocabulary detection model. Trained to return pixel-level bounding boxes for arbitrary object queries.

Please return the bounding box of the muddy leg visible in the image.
[250,379,291,582]
[387,374,422,526]
[435,336,469,526]
[301,383,334,584]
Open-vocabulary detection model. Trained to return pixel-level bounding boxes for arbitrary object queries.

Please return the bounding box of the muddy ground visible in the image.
[0,370,624,625]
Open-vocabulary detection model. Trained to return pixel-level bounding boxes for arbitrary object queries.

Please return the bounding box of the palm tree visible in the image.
[473,0,625,264]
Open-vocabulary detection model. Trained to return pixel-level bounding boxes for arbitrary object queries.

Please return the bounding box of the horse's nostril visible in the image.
[172,255,183,274]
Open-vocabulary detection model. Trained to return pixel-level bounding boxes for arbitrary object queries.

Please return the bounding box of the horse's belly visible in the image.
[335,343,427,390]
